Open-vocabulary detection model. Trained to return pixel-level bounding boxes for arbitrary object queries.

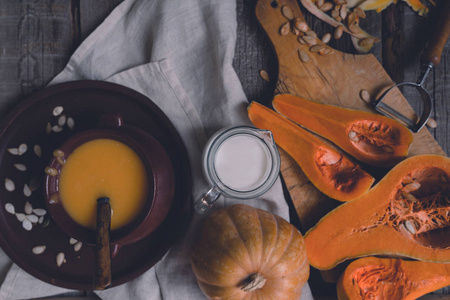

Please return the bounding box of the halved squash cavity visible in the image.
[247,101,374,202]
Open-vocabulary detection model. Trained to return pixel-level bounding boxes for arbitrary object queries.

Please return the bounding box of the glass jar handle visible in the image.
[194,187,221,214]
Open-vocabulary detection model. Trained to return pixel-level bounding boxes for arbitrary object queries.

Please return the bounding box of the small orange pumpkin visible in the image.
[191,204,309,300]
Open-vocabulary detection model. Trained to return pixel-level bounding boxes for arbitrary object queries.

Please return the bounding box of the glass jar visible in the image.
[194,126,280,214]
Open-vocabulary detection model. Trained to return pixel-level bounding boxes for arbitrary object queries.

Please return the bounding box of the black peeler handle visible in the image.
[422,0,450,67]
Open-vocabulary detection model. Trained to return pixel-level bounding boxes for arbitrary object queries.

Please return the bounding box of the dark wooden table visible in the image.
[1,0,449,299]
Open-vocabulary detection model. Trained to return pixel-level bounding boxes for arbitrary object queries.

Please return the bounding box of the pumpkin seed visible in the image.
[321,33,331,44]
[13,164,27,171]
[340,4,347,19]
[398,223,413,237]
[281,6,294,20]
[32,245,46,255]
[347,12,358,25]
[298,49,310,62]
[310,44,326,53]
[33,208,47,216]
[67,117,75,130]
[69,237,78,245]
[382,145,394,153]
[52,125,63,133]
[18,143,27,155]
[34,145,42,157]
[4,178,15,192]
[305,30,317,37]
[316,0,324,7]
[74,241,83,252]
[53,106,64,116]
[29,176,41,191]
[359,37,375,47]
[42,219,50,228]
[7,148,19,155]
[360,89,370,103]
[46,122,52,134]
[348,131,359,142]
[259,70,270,82]
[320,2,333,12]
[24,201,33,214]
[5,203,15,214]
[57,158,65,166]
[302,35,318,46]
[23,184,32,197]
[56,252,66,267]
[298,36,307,45]
[58,115,66,127]
[38,216,44,224]
[331,9,339,19]
[404,220,416,234]
[45,167,58,177]
[354,7,366,18]
[403,182,421,193]
[319,47,334,56]
[22,219,32,231]
[279,22,290,36]
[402,192,418,203]
[26,214,39,224]
[53,149,64,158]
[334,25,344,40]
[16,213,26,222]
[426,117,437,128]
[49,193,59,204]
[294,19,309,32]
[42,218,50,227]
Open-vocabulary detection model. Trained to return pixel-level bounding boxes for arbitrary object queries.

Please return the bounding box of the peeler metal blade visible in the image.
[373,64,433,133]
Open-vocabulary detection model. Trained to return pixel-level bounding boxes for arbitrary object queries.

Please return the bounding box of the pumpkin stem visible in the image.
[240,273,266,292]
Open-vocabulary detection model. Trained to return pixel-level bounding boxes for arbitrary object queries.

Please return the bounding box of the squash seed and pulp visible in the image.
[355,166,450,248]
[338,257,450,300]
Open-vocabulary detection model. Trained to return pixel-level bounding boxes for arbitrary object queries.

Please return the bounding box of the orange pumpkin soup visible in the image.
[58,139,149,230]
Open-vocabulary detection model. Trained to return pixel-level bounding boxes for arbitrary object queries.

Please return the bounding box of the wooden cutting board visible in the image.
[255,0,446,232]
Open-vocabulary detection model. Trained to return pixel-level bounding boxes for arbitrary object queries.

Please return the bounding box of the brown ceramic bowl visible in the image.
[45,115,175,249]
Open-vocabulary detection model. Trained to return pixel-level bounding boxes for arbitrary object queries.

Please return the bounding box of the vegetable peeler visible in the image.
[373,0,450,133]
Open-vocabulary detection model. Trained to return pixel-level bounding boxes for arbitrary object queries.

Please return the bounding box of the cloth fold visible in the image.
[0,0,313,299]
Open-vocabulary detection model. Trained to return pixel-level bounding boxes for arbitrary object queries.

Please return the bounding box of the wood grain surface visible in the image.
[0,0,449,298]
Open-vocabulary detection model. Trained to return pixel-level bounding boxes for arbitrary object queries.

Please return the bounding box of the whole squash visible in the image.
[191,204,309,299]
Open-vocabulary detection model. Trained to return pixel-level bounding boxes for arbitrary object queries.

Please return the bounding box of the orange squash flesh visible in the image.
[337,257,450,300]
[305,154,450,270]
[248,101,375,202]
[272,94,414,167]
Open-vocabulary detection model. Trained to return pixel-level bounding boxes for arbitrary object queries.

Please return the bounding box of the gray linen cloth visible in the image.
[0,0,314,299]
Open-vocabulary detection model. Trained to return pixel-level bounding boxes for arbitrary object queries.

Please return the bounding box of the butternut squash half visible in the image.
[272,94,414,167]
[337,257,450,300]
[305,154,450,270]
[248,101,374,202]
